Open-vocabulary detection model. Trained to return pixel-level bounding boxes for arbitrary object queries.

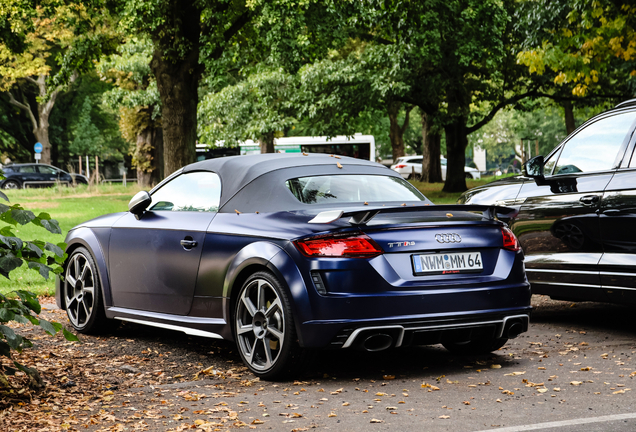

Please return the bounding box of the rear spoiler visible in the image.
[307,204,516,225]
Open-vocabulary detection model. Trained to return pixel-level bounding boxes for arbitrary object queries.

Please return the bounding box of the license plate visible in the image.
[412,252,483,275]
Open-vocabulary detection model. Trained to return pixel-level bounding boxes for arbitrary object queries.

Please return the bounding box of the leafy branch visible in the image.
[0,183,78,392]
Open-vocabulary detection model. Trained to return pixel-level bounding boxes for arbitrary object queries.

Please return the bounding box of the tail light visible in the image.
[294,234,383,258]
[501,227,520,252]
[394,164,407,169]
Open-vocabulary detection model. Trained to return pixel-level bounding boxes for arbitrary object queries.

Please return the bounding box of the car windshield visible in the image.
[285,174,426,204]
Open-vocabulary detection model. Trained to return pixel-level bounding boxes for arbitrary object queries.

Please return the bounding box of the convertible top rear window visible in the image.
[285,174,426,205]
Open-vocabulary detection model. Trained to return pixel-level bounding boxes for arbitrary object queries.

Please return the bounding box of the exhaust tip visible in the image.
[507,322,523,339]
[362,334,393,352]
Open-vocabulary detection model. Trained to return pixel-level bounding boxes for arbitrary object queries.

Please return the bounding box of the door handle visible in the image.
[580,195,600,205]
[180,239,198,250]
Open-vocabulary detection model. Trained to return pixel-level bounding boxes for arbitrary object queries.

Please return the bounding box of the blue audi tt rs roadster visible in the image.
[56,153,531,378]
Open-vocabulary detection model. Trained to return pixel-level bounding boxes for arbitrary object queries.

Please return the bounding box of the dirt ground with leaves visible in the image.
[1,295,635,432]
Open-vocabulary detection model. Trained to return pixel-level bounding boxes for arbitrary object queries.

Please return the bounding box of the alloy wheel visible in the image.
[64,251,96,329]
[235,278,285,372]
[3,180,19,189]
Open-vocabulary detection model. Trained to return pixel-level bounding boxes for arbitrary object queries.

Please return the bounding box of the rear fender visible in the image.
[222,241,310,345]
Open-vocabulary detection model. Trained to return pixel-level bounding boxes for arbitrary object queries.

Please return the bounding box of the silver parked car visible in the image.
[391,156,481,180]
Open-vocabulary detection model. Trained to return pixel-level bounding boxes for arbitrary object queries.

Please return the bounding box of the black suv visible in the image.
[1,163,88,189]
[460,100,636,305]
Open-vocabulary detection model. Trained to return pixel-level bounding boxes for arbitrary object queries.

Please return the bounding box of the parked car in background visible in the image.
[57,153,529,379]
[391,156,481,180]
[1,163,88,189]
[459,99,636,306]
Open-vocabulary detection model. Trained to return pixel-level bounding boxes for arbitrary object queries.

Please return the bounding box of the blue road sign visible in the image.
[34,142,43,153]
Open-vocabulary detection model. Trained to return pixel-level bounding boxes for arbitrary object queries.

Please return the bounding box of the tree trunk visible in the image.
[150,0,202,177]
[7,74,71,165]
[34,122,51,165]
[151,127,164,184]
[259,132,276,153]
[387,101,413,163]
[134,125,164,188]
[443,91,470,192]
[420,111,443,183]
[388,102,405,163]
[562,100,576,135]
[443,118,468,192]
[135,128,153,189]
[35,75,56,165]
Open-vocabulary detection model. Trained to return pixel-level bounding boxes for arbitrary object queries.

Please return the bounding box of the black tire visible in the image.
[233,271,304,380]
[442,336,508,355]
[63,247,118,334]
[2,180,21,190]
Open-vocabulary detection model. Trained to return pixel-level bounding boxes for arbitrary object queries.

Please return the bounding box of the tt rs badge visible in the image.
[387,241,415,248]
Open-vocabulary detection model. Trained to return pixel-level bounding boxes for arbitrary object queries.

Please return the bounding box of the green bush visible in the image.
[0,186,77,390]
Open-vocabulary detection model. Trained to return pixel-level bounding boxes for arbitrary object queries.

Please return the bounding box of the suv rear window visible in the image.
[285,175,426,204]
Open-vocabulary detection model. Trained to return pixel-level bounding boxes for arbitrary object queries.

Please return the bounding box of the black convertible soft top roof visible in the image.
[180,153,401,213]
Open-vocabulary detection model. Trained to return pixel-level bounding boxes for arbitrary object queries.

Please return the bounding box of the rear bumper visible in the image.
[298,291,531,349]
[337,312,529,350]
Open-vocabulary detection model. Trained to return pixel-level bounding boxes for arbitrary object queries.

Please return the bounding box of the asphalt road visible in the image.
[66,295,632,432]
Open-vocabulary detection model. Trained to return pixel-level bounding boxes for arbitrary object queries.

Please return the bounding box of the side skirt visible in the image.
[107,306,226,340]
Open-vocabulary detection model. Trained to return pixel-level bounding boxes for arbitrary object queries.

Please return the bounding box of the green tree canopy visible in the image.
[98,37,163,186]
[0,0,118,165]
[517,0,636,98]
[198,67,296,153]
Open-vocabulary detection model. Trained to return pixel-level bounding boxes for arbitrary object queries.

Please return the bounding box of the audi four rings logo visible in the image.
[435,233,462,243]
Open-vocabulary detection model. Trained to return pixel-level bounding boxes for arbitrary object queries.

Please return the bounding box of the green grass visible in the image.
[0,184,141,297]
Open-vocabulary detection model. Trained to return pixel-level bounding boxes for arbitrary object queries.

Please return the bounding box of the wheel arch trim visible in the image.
[60,229,112,309]
[222,241,310,345]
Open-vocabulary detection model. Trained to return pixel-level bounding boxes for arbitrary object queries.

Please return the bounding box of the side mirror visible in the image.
[524,155,545,179]
[128,191,152,219]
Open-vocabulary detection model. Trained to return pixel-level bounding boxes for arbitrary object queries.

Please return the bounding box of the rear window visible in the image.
[285,175,426,205]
